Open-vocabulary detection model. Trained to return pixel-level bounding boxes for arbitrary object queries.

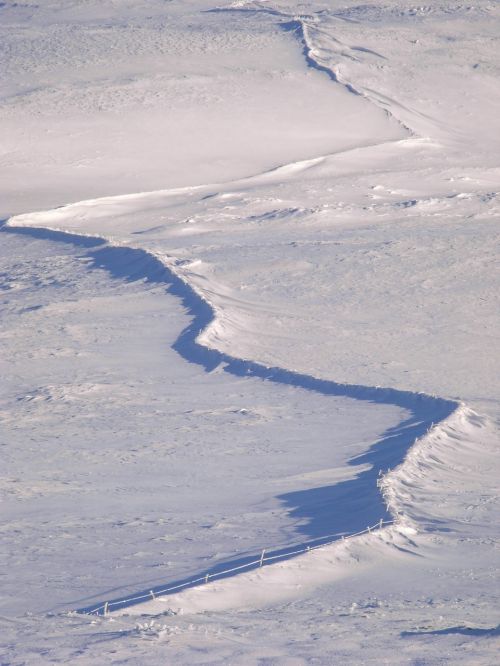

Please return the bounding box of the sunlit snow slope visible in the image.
[1,0,499,664]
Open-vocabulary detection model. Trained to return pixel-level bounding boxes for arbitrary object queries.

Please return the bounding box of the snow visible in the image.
[1,0,499,663]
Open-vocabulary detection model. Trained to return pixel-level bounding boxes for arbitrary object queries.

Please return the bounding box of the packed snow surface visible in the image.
[1,0,499,663]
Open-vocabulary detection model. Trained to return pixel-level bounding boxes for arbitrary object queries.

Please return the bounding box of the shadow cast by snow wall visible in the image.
[2,225,458,614]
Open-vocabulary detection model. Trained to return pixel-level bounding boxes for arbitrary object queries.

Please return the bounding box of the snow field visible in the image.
[0,231,409,617]
[1,0,499,663]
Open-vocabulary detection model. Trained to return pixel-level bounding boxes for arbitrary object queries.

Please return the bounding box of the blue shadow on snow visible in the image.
[1,225,457,615]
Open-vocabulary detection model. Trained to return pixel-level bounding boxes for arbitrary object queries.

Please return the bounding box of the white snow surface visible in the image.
[1,0,500,663]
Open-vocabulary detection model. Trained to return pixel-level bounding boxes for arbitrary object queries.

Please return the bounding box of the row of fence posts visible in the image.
[87,517,391,616]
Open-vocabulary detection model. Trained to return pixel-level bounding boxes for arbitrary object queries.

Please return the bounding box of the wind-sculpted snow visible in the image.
[217,1,500,148]
[4,0,498,622]
[280,19,363,96]
[4,218,460,615]
[211,5,362,95]
[211,2,415,134]
[1,0,499,662]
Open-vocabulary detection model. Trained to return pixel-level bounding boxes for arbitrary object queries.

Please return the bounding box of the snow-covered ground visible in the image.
[1,0,499,663]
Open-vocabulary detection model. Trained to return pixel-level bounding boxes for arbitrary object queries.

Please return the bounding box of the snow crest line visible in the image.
[3,219,461,616]
[282,18,363,96]
[210,3,414,135]
[75,520,395,617]
[280,15,414,136]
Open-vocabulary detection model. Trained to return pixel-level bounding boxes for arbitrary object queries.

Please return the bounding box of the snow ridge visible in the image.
[3,216,463,614]
[211,2,414,135]
[290,17,414,134]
